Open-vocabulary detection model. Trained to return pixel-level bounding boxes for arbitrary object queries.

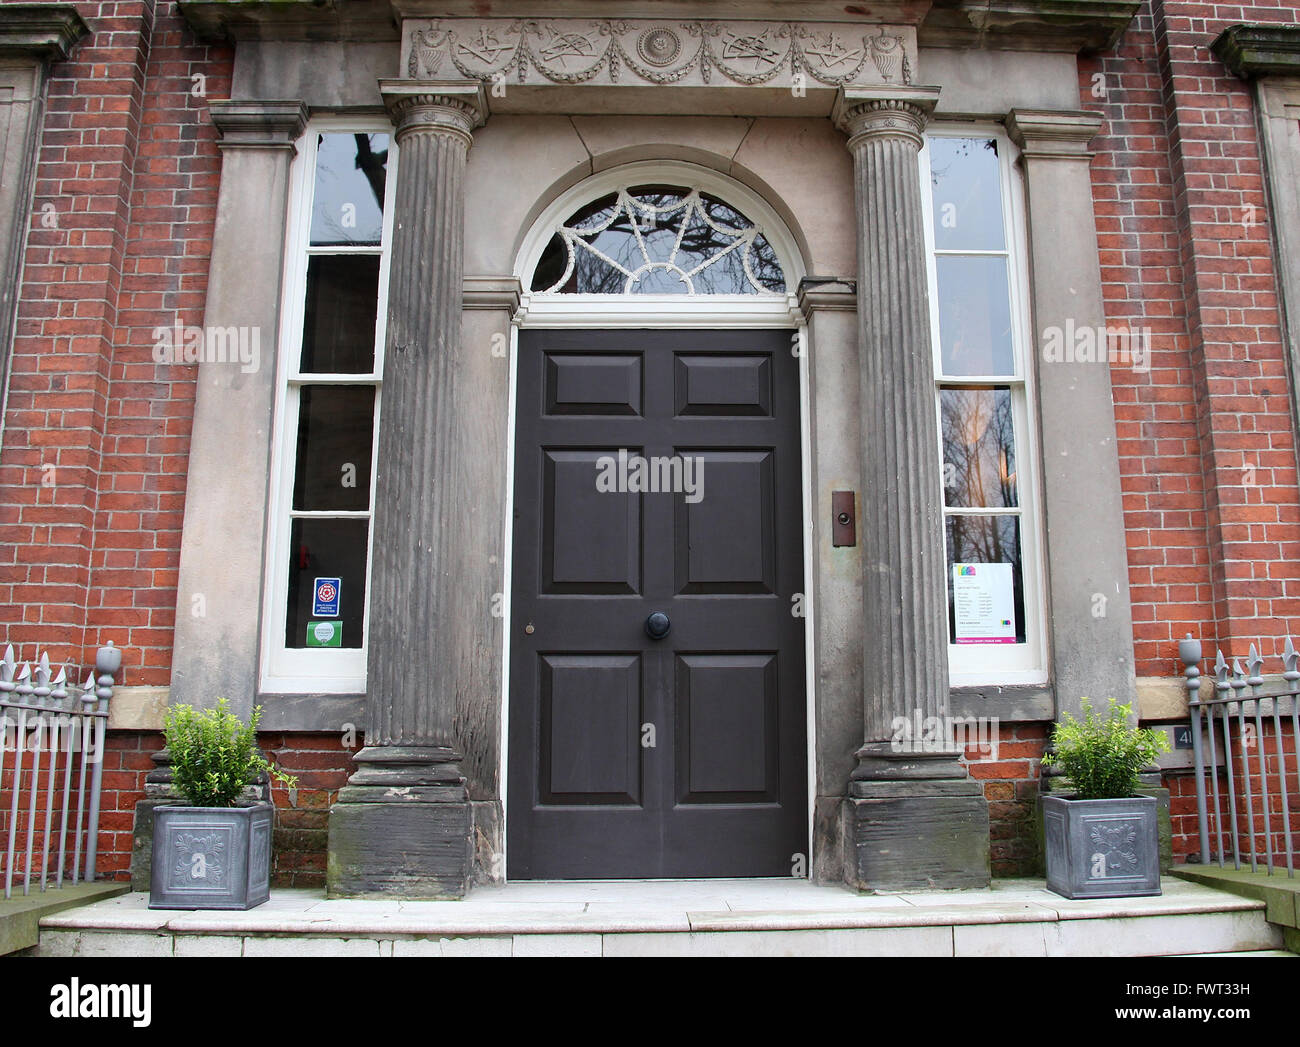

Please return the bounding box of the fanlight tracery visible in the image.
[530,184,787,295]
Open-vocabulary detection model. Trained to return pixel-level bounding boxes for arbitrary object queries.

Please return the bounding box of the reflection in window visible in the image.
[310,133,388,246]
[929,137,1005,252]
[941,386,1017,509]
[531,185,786,295]
[936,255,1015,376]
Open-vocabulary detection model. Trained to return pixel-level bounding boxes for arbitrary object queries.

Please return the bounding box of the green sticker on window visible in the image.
[306,620,342,647]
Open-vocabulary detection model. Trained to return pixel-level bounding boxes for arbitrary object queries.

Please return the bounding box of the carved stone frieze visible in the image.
[402,19,917,90]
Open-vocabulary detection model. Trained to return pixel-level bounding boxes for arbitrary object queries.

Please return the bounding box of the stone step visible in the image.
[1171,949,1297,957]
[1,882,130,956]
[33,878,1289,957]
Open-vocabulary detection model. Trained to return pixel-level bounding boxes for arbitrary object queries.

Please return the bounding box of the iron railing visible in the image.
[0,642,119,899]
[1179,634,1299,877]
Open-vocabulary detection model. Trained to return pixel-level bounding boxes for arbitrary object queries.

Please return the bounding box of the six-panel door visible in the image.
[508,328,807,878]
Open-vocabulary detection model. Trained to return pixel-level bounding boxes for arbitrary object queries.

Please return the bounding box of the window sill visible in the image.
[950,683,1053,722]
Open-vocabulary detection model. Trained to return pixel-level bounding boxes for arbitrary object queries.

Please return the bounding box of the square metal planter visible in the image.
[149,804,273,910]
[1042,794,1161,899]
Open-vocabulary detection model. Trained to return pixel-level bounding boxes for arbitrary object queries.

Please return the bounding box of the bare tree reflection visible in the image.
[312,134,388,246]
[942,386,1017,509]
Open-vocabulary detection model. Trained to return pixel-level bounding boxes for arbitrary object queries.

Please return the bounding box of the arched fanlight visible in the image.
[530,184,786,295]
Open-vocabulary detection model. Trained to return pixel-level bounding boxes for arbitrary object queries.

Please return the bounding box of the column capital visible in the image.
[379,79,487,146]
[1006,108,1103,161]
[833,85,941,150]
[208,100,308,153]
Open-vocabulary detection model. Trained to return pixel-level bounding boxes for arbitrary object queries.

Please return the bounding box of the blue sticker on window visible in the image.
[313,577,341,618]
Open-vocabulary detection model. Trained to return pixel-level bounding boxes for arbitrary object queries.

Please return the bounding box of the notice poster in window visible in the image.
[313,577,341,618]
[952,562,1016,644]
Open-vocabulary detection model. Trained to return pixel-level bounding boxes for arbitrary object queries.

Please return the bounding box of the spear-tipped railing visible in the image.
[0,641,120,899]
[1180,634,1298,877]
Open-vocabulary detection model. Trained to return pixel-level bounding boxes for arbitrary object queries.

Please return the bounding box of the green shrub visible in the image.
[163,698,297,808]
[1042,698,1170,800]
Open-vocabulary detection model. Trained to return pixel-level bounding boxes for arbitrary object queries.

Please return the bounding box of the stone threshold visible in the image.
[33,878,1286,956]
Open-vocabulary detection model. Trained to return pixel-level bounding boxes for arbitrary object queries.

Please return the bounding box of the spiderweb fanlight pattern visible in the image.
[531,184,786,295]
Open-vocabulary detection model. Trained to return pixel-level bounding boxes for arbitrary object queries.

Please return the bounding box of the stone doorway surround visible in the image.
[166,0,1145,898]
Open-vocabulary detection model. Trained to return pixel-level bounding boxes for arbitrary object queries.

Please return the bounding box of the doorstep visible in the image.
[32,878,1286,957]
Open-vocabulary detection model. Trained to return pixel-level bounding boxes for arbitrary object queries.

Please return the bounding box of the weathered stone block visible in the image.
[843,783,991,890]
[326,799,472,898]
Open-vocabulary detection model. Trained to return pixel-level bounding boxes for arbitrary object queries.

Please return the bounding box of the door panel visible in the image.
[539,654,642,804]
[542,449,641,594]
[509,328,806,879]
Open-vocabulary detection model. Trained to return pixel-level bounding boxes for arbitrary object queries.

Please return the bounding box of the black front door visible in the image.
[508,328,807,878]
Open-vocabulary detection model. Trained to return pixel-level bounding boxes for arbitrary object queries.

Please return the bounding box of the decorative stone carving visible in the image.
[637,26,681,67]
[402,18,917,90]
[169,831,227,889]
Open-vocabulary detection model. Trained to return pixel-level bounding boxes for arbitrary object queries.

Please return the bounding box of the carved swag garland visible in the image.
[407,20,915,88]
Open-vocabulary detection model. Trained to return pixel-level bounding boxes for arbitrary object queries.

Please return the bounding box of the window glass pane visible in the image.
[310,133,389,246]
[945,515,1025,645]
[936,255,1015,376]
[531,184,785,294]
[941,385,1018,508]
[292,386,375,511]
[301,255,380,373]
[929,137,1005,251]
[285,517,369,649]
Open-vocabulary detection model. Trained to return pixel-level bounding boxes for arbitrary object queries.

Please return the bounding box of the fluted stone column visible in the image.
[835,86,990,890]
[326,80,486,898]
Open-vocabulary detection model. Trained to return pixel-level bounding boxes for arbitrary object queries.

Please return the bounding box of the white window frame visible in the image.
[919,126,1048,686]
[259,120,398,694]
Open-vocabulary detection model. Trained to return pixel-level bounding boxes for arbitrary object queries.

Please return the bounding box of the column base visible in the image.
[325,746,473,898]
[842,747,990,891]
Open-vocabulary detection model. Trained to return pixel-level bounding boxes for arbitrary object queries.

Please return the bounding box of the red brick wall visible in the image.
[1081,0,1300,678]
[262,732,360,888]
[961,724,1049,877]
[0,1,231,685]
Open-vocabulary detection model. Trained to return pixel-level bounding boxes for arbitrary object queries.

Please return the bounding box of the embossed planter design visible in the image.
[149,804,272,910]
[1042,794,1161,899]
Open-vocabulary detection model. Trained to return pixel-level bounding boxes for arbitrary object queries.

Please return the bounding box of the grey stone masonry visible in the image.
[1006,109,1138,721]
[169,100,307,719]
[834,86,990,890]
[325,80,486,899]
